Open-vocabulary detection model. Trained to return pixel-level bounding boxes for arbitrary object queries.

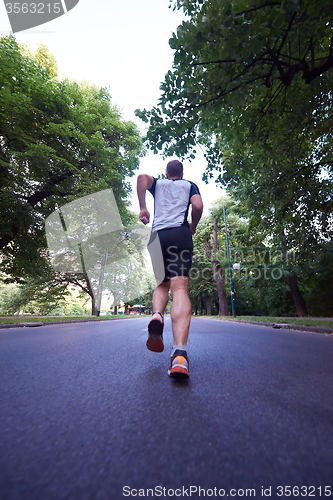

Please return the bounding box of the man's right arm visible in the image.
[189,194,203,235]
[137,174,154,225]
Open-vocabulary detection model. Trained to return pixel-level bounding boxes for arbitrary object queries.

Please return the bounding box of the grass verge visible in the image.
[0,314,142,325]
[205,316,333,329]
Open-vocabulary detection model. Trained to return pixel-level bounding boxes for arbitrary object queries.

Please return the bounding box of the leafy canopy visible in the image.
[0,36,144,281]
[136,0,333,252]
[137,0,333,158]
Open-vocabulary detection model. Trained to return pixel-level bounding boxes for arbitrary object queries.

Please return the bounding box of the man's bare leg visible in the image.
[167,276,191,378]
[170,276,191,346]
[152,281,170,315]
[147,281,170,353]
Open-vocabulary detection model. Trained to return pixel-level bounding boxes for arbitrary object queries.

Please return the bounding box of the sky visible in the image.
[0,0,224,218]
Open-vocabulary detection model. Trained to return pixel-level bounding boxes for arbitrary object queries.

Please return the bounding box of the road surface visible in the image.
[1,317,332,499]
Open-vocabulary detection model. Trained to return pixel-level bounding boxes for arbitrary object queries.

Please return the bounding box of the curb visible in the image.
[204,318,333,336]
[0,316,140,330]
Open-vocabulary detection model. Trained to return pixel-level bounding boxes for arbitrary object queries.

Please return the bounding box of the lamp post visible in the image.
[223,206,236,318]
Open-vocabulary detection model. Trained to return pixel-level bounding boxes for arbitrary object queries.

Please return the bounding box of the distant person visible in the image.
[137,160,203,379]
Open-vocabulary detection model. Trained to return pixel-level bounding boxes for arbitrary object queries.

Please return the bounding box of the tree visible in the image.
[0,278,20,315]
[99,225,154,316]
[201,217,229,315]
[22,42,58,78]
[0,271,72,315]
[135,1,333,316]
[189,217,221,315]
[191,196,305,317]
[137,0,333,158]
[303,240,333,316]
[0,36,144,283]
[7,237,150,316]
[192,197,254,316]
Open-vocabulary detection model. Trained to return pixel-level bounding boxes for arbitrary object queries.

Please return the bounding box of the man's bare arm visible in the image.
[189,194,203,235]
[137,174,154,225]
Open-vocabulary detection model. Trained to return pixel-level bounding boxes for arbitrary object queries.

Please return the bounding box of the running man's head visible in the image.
[166,160,183,179]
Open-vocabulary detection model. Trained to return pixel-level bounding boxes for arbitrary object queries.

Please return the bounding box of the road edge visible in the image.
[196,317,333,336]
[1,316,332,336]
[0,316,141,330]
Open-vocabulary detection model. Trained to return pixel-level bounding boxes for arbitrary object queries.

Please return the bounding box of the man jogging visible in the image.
[137,160,203,379]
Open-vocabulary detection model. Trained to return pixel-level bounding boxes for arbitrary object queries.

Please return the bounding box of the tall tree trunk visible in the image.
[206,295,211,316]
[91,298,97,316]
[77,248,98,316]
[71,273,97,316]
[86,278,97,316]
[289,271,308,317]
[202,217,229,316]
[200,298,204,316]
[280,230,308,318]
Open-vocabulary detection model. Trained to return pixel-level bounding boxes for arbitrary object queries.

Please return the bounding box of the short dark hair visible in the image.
[166,160,183,178]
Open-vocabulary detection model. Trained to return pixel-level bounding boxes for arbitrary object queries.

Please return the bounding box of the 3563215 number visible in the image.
[5,3,62,14]
[277,486,332,497]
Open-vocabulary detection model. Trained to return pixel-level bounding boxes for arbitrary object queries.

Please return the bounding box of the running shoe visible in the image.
[167,349,189,379]
[146,311,164,352]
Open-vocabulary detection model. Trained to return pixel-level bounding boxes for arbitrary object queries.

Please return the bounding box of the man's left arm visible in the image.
[189,194,203,235]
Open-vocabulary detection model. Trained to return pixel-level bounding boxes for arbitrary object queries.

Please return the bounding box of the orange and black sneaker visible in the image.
[167,349,189,379]
[146,311,164,352]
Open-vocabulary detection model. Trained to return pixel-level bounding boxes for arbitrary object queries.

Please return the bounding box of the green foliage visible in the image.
[302,240,333,316]
[0,279,20,314]
[188,222,217,313]
[137,1,332,315]
[219,73,333,254]
[189,196,328,316]
[101,227,153,309]
[0,222,152,316]
[136,0,332,250]
[139,0,333,154]
[0,269,72,315]
[0,36,144,282]
[21,42,58,78]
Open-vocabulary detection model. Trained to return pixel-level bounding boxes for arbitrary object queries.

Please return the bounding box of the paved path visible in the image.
[1,318,332,499]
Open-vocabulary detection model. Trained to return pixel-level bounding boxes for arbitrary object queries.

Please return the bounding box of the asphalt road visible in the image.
[0,317,332,500]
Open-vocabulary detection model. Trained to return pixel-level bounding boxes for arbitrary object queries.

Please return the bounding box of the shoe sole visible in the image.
[146,337,164,352]
[167,367,189,379]
[147,318,164,352]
